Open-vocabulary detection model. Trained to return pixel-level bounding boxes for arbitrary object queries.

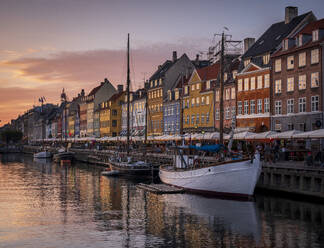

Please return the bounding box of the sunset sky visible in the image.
[1,0,324,125]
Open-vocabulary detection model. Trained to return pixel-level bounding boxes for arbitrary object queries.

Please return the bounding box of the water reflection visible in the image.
[0,154,323,248]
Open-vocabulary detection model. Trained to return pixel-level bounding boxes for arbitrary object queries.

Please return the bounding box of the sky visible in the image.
[1,0,324,125]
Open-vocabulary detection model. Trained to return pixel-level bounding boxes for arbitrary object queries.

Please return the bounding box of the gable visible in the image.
[240,62,262,74]
[188,70,201,84]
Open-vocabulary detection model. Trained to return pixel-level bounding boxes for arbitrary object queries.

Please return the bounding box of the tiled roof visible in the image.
[196,62,220,81]
[109,91,124,102]
[242,12,312,59]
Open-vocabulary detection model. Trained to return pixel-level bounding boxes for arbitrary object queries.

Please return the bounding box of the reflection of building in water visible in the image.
[256,195,324,248]
[99,177,122,211]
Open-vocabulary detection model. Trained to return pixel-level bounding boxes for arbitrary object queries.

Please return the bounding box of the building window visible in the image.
[206,96,210,105]
[196,114,199,124]
[225,88,230,100]
[244,100,249,115]
[215,90,219,102]
[244,59,250,67]
[275,101,282,115]
[264,98,269,113]
[298,75,306,90]
[224,73,228,81]
[275,59,281,72]
[275,79,282,94]
[201,96,205,105]
[201,114,205,124]
[196,97,200,106]
[257,99,262,113]
[263,54,270,64]
[206,80,210,89]
[264,74,270,88]
[175,90,179,100]
[287,99,294,114]
[206,113,210,123]
[112,120,117,127]
[225,107,230,119]
[237,101,242,115]
[299,52,306,67]
[311,96,319,112]
[184,86,188,95]
[250,77,256,90]
[196,83,200,90]
[232,70,237,79]
[244,78,249,91]
[312,30,319,41]
[287,56,294,70]
[186,115,189,124]
[298,97,306,113]
[287,77,294,92]
[298,123,306,132]
[311,49,319,64]
[238,79,243,92]
[191,84,195,91]
[191,115,195,124]
[250,100,255,114]
[288,123,294,130]
[231,87,235,99]
[298,35,303,47]
[282,39,288,50]
[191,98,195,107]
[257,76,262,89]
[311,72,319,88]
[232,106,236,117]
[215,109,220,120]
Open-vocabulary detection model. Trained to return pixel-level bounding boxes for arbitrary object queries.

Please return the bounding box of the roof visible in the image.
[149,60,174,81]
[272,19,324,58]
[88,84,102,96]
[242,12,312,59]
[196,61,220,81]
[297,18,324,35]
[108,91,124,102]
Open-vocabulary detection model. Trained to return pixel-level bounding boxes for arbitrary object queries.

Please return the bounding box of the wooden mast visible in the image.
[219,32,225,145]
[126,33,130,156]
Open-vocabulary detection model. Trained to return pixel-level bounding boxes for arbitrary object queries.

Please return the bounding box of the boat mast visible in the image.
[219,32,225,145]
[180,73,184,136]
[126,33,130,156]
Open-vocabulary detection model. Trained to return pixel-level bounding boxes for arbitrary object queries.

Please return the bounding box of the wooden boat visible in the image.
[53,151,74,163]
[34,151,52,159]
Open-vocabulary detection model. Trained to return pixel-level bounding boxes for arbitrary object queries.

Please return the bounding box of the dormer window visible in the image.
[184,85,188,95]
[244,59,250,67]
[206,80,211,89]
[224,73,228,81]
[168,90,172,101]
[263,54,270,65]
[312,30,319,41]
[175,90,179,100]
[159,78,162,85]
[232,70,237,79]
[282,39,288,51]
[298,35,303,47]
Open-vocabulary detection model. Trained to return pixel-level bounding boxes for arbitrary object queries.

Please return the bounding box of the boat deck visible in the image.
[136,183,184,194]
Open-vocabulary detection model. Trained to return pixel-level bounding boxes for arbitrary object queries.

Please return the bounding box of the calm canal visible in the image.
[0,153,323,248]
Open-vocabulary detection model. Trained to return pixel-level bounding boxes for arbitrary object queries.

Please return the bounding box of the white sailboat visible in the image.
[159,32,262,199]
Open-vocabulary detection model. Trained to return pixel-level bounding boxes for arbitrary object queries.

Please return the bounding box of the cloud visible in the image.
[0,38,210,124]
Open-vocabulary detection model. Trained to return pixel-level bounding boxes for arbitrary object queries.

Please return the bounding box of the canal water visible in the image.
[0,154,323,248]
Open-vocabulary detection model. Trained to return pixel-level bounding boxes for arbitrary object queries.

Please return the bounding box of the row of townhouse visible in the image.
[7,7,324,141]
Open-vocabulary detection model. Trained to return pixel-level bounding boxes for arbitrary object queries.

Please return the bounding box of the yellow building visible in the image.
[68,115,75,137]
[99,91,125,137]
[147,81,163,136]
[183,63,219,133]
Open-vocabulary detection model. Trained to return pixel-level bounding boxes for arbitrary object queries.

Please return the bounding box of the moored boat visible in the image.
[34,151,52,159]
[159,148,261,199]
[53,151,74,163]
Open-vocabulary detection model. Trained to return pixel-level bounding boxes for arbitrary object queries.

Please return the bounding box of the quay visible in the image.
[22,145,324,199]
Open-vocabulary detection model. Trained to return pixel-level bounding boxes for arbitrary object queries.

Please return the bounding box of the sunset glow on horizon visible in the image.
[1,0,324,125]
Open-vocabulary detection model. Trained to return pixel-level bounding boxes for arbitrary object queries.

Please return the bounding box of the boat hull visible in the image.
[53,152,74,163]
[159,153,261,198]
[109,161,157,176]
[34,151,52,159]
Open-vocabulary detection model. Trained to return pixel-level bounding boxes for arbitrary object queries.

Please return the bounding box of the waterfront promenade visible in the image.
[21,145,324,200]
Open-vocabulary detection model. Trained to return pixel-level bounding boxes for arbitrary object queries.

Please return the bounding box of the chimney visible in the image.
[195,54,200,63]
[172,51,177,62]
[244,38,255,53]
[117,84,123,92]
[104,78,109,83]
[81,89,85,97]
[158,65,162,70]
[144,81,149,89]
[285,6,298,24]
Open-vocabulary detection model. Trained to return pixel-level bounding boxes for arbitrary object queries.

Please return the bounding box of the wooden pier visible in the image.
[136,183,184,194]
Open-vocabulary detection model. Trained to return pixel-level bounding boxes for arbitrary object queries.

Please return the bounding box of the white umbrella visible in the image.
[269,130,302,139]
[293,129,324,139]
[250,131,277,140]
[232,131,255,140]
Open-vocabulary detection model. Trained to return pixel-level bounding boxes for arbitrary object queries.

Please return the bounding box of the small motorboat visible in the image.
[34,151,52,159]
[101,167,120,176]
[53,151,74,163]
